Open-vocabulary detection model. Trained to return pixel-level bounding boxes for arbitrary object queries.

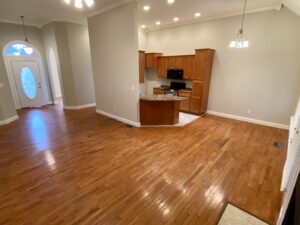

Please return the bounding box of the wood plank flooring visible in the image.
[0,104,288,225]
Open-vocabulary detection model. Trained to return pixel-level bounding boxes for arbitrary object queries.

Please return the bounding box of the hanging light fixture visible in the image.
[229,0,249,49]
[64,0,94,9]
[20,16,33,55]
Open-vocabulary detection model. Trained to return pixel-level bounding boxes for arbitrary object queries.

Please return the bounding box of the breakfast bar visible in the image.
[140,95,186,126]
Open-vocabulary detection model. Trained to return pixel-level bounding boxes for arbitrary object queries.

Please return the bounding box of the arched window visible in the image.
[5,43,36,57]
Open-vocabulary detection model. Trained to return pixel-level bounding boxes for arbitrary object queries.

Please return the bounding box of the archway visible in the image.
[47,48,63,104]
[2,41,51,109]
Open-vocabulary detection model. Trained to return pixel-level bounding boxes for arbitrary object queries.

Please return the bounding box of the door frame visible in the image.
[2,40,51,109]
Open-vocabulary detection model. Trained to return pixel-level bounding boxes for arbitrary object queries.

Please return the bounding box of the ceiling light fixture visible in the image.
[229,0,249,48]
[141,25,146,29]
[173,17,179,22]
[195,12,201,17]
[156,21,161,26]
[64,0,94,9]
[167,0,175,4]
[20,16,33,55]
[143,5,150,11]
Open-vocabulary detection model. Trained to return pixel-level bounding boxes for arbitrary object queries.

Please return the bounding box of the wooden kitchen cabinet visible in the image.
[191,49,215,114]
[153,88,164,95]
[145,53,162,69]
[178,91,192,112]
[157,57,169,78]
[175,56,183,69]
[182,56,194,80]
[168,56,176,68]
[139,51,145,83]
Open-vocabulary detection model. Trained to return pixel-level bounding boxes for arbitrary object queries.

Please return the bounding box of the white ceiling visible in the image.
[0,0,286,28]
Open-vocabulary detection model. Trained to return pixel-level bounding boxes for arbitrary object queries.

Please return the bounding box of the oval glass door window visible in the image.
[20,67,37,100]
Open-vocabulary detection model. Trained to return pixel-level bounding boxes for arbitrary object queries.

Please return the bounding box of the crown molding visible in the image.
[0,19,41,28]
[144,3,283,33]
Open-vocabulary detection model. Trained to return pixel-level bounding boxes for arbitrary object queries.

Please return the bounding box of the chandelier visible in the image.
[64,0,94,9]
[229,0,249,49]
[20,16,33,55]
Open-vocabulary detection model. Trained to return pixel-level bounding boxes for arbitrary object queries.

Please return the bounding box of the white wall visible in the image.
[145,7,300,126]
[88,2,140,126]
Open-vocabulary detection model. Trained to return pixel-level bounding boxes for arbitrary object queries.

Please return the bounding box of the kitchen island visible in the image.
[140,95,186,126]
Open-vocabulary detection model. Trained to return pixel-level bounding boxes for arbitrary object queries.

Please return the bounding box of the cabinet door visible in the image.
[157,57,168,78]
[168,56,176,69]
[190,97,202,114]
[178,91,191,112]
[194,50,207,81]
[146,53,162,69]
[182,56,194,80]
[139,51,145,83]
[153,88,164,95]
[175,56,183,69]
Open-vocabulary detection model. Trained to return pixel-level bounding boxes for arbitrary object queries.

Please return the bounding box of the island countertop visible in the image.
[140,95,186,102]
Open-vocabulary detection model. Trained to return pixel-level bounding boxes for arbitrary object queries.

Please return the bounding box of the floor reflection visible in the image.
[28,110,51,152]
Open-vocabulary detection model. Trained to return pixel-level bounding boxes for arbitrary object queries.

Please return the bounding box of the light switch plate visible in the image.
[0,83,4,89]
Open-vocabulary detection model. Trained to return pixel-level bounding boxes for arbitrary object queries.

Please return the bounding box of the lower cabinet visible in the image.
[190,97,202,114]
[178,91,192,112]
[153,88,164,95]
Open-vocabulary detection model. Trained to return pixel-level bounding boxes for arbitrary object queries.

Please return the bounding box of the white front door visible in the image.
[11,61,44,108]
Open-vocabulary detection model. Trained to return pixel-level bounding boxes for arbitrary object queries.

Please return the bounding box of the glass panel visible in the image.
[6,43,35,57]
[20,67,37,100]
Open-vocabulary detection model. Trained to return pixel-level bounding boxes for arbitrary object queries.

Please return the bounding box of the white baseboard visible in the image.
[96,109,141,128]
[64,103,96,110]
[0,115,19,126]
[207,110,289,130]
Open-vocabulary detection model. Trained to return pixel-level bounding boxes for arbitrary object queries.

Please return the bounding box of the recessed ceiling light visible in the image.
[143,5,150,11]
[195,12,201,17]
[64,0,71,3]
[85,0,94,7]
[75,0,83,8]
[167,0,175,4]
[173,17,179,22]
[141,25,146,29]
[156,21,161,26]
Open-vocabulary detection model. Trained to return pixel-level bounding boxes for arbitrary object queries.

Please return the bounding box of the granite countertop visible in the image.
[140,95,186,101]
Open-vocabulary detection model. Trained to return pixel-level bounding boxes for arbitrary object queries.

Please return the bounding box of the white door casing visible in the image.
[2,40,51,109]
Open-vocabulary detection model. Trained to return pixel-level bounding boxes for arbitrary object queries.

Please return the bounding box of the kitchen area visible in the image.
[139,49,215,126]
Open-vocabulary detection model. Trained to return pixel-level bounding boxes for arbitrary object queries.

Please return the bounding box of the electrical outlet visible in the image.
[0,83,4,89]
[113,107,117,112]
[247,109,251,115]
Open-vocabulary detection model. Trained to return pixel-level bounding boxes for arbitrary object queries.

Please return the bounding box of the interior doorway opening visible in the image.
[47,48,63,105]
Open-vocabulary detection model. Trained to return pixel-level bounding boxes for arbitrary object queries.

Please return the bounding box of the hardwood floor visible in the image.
[0,104,288,225]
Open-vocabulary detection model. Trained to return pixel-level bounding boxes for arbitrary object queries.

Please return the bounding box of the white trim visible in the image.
[96,109,141,128]
[63,103,96,110]
[145,4,283,32]
[0,115,19,126]
[207,110,289,130]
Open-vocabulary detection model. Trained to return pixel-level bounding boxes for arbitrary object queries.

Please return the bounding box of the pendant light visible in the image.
[229,0,249,48]
[20,16,33,55]
[64,0,94,9]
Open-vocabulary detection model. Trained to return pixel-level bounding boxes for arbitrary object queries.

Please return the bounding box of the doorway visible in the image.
[47,48,63,104]
[3,41,50,109]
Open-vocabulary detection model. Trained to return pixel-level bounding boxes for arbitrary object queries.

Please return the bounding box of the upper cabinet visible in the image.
[145,53,162,69]
[157,57,169,78]
[139,51,145,83]
[157,55,195,80]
